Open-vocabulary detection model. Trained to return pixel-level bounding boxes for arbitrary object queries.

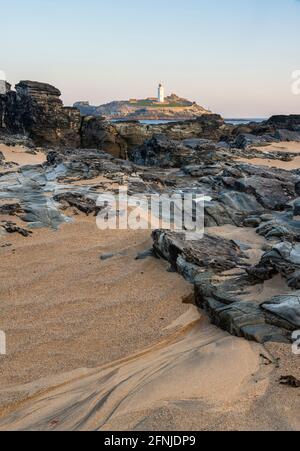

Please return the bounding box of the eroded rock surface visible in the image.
[248,242,300,290]
[152,230,297,343]
[1,81,81,147]
[262,294,300,328]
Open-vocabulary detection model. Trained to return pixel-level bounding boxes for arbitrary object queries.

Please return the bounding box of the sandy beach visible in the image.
[0,144,299,431]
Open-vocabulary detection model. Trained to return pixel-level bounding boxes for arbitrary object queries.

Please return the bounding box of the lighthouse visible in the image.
[158,83,165,103]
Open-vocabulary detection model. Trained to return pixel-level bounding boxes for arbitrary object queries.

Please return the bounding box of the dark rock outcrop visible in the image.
[248,242,300,289]
[1,221,32,237]
[1,81,81,147]
[220,163,299,212]
[2,80,228,155]
[262,294,300,329]
[53,193,102,216]
[231,115,300,149]
[130,135,195,167]
[0,203,23,216]
[80,117,127,159]
[2,78,300,162]
[280,376,300,388]
[152,230,247,282]
[74,93,211,121]
[152,230,295,343]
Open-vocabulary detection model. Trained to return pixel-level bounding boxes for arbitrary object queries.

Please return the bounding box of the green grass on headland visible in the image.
[130,100,191,108]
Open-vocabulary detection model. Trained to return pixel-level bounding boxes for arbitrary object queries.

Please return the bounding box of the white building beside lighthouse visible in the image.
[158,83,165,103]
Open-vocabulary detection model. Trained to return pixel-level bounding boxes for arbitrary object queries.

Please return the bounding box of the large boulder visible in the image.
[117,114,227,154]
[80,117,127,159]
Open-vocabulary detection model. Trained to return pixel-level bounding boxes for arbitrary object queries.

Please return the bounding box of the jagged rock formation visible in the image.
[129,135,230,168]
[152,230,296,343]
[229,115,300,149]
[0,80,226,156]
[80,114,227,159]
[262,294,300,328]
[1,113,300,345]
[0,81,81,147]
[248,242,300,290]
[0,80,11,95]
[80,116,127,159]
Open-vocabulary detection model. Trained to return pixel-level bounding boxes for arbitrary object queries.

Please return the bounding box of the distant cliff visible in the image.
[74,94,212,120]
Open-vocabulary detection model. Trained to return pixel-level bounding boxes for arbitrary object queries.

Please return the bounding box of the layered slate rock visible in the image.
[152,230,246,282]
[53,193,102,216]
[255,214,300,241]
[186,161,300,228]
[152,230,296,343]
[126,114,227,157]
[2,78,300,159]
[262,294,300,329]
[248,242,300,289]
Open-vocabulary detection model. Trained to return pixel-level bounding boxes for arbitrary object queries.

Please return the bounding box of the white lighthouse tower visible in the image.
[158,83,165,103]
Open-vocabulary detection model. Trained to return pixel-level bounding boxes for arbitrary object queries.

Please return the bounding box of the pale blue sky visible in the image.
[1,0,300,116]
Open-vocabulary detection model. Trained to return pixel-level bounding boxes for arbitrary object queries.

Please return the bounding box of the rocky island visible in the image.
[0,79,300,431]
[74,84,211,121]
